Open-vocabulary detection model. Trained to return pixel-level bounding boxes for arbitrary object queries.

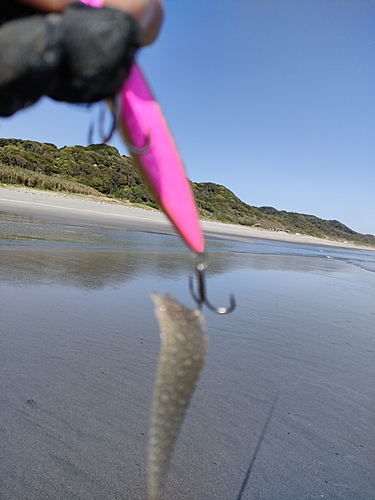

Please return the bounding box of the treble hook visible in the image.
[87,95,119,144]
[189,260,236,314]
[99,95,120,143]
[88,95,152,155]
[108,93,151,155]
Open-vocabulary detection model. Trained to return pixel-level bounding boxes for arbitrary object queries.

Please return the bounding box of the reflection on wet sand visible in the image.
[0,246,349,291]
[1,209,373,289]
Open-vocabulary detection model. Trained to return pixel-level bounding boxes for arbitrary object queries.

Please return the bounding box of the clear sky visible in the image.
[1,0,374,235]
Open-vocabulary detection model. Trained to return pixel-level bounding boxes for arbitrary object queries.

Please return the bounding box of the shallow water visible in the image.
[1,213,374,499]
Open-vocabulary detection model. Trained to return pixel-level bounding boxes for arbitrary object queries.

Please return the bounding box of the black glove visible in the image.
[0,2,141,117]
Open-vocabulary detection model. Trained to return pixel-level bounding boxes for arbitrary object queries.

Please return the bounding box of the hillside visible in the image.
[0,138,374,248]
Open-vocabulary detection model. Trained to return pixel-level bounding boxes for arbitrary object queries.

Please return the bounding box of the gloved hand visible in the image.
[0,1,140,116]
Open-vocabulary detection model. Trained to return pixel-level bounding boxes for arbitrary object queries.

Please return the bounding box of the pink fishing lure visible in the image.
[80,0,204,254]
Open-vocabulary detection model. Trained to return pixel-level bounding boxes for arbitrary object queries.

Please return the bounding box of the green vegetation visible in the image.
[0,138,374,247]
[0,138,157,207]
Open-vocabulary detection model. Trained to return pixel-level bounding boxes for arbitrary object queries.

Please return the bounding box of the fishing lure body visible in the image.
[149,292,208,500]
[118,63,204,254]
[81,0,205,254]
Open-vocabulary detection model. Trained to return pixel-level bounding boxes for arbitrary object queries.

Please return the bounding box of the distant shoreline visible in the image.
[0,185,373,252]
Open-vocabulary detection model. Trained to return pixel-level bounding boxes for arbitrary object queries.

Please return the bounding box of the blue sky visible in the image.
[1,0,374,235]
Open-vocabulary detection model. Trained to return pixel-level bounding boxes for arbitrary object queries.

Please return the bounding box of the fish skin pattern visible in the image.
[148,292,208,500]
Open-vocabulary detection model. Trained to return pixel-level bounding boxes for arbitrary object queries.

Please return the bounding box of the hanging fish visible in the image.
[148,292,208,500]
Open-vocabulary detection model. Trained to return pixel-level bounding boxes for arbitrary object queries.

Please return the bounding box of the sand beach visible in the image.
[0,186,371,250]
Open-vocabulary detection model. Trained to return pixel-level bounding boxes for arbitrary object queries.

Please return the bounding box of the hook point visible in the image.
[189,261,236,315]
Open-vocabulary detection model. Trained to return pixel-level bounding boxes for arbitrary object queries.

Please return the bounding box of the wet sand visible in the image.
[1,187,374,499]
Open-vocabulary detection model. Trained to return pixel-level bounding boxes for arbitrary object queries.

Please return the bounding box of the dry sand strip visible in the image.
[0,186,369,250]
